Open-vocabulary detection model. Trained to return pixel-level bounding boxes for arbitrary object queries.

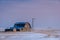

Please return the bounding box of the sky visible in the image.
[0,0,60,29]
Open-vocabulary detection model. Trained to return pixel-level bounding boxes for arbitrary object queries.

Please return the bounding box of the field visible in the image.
[0,29,60,40]
[32,29,60,37]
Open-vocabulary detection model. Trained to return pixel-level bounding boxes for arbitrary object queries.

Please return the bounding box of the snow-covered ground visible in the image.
[0,28,5,32]
[0,32,60,40]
